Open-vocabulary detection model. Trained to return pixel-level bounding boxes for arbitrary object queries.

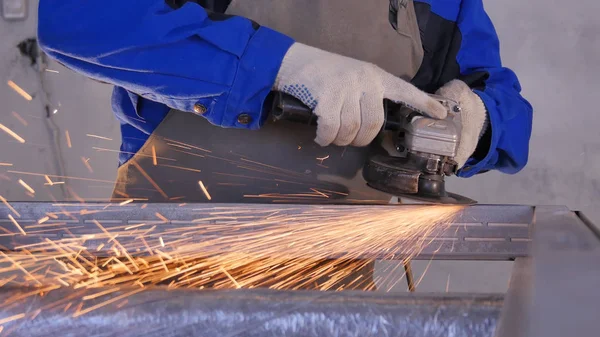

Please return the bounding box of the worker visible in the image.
[37,0,532,203]
[36,0,532,292]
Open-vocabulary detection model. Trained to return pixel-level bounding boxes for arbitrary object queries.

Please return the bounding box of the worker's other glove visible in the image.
[436,80,489,168]
[274,43,447,147]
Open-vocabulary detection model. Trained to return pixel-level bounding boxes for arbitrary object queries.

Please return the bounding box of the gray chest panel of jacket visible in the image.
[226,0,423,80]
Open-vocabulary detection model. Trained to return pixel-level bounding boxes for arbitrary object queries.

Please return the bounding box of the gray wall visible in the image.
[448,0,600,224]
[1,0,599,222]
[0,1,120,202]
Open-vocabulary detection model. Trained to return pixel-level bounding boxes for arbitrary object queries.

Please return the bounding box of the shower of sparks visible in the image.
[86,134,113,141]
[11,111,28,126]
[7,80,33,101]
[65,130,72,148]
[0,203,463,324]
[18,179,35,194]
[198,181,212,201]
[8,214,26,235]
[0,123,26,143]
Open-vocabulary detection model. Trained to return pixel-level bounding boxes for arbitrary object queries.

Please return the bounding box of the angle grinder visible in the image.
[271,93,476,205]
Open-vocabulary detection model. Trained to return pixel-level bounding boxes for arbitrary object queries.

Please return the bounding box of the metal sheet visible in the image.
[527,207,600,337]
[0,203,533,260]
[0,287,503,337]
[494,258,532,337]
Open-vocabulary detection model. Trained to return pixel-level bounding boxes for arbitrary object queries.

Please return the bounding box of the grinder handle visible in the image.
[271,92,403,131]
[271,92,318,125]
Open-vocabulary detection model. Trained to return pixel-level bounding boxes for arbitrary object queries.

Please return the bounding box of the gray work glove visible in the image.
[436,80,489,168]
[275,43,448,147]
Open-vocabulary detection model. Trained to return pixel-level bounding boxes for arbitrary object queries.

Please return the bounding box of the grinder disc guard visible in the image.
[363,155,476,205]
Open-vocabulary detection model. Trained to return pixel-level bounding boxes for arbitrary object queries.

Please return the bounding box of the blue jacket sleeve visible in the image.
[454,0,533,177]
[37,0,294,129]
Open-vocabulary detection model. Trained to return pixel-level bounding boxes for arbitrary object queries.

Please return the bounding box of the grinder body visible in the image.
[272,93,475,204]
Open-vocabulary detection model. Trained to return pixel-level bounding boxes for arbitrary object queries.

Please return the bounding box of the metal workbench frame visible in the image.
[0,203,598,337]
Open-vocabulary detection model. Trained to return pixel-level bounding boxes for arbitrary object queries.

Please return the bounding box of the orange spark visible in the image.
[220,267,241,289]
[73,288,145,318]
[63,302,73,312]
[151,146,157,166]
[155,212,168,223]
[94,147,176,162]
[18,179,35,194]
[11,111,28,126]
[81,157,94,173]
[0,195,20,217]
[45,69,60,73]
[130,161,168,199]
[0,252,41,285]
[96,244,105,251]
[9,170,114,184]
[116,300,128,309]
[159,164,201,173]
[45,181,65,186]
[30,308,42,320]
[65,130,72,148]
[140,204,148,209]
[7,80,32,101]
[86,134,113,141]
[310,188,330,198]
[316,155,330,164]
[38,216,50,224]
[8,214,26,235]
[198,181,212,201]
[124,223,148,230]
[119,199,134,206]
[0,162,13,166]
[159,237,165,248]
[0,123,25,143]
[0,313,26,325]
[166,142,192,150]
[44,175,53,185]
[82,287,121,301]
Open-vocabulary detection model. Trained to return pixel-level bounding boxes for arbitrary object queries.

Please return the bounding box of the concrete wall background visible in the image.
[447,0,600,223]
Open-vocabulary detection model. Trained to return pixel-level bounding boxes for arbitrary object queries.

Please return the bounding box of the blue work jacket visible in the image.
[37,0,533,178]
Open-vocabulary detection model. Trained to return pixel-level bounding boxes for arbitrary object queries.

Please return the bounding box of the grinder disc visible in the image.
[363,155,476,205]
